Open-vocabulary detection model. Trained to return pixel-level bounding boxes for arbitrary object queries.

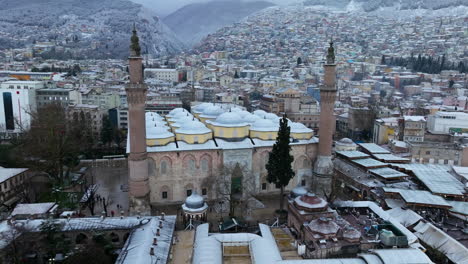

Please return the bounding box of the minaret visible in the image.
[126,25,151,215]
[313,41,337,197]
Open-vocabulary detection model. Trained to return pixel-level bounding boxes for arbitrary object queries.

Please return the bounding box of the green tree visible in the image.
[297,57,302,65]
[266,116,295,213]
[100,115,113,147]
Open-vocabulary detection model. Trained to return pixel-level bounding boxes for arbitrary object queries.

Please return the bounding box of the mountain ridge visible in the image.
[163,0,275,46]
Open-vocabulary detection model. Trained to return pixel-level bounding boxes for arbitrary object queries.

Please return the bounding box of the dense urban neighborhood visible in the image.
[0,0,467,263]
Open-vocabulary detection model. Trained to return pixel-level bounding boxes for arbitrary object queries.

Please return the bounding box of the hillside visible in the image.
[302,0,468,12]
[0,0,185,59]
[163,0,274,46]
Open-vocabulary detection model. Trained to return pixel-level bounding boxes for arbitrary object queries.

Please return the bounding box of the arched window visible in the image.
[302,158,309,168]
[110,232,119,243]
[201,158,209,172]
[76,233,88,244]
[160,160,167,175]
[189,159,196,172]
[148,158,156,176]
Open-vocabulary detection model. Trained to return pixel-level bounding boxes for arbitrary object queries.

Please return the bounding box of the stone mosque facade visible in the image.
[126,29,337,211]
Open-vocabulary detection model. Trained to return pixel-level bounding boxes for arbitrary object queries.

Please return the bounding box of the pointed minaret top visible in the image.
[130,24,141,57]
[326,40,335,65]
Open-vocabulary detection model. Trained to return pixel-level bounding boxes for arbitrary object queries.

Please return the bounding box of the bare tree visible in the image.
[0,221,31,264]
[209,162,257,218]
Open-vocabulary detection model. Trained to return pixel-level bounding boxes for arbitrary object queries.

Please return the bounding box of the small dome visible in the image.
[265,113,279,121]
[192,103,211,113]
[338,138,354,145]
[250,118,279,131]
[237,110,251,118]
[147,126,173,139]
[291,185,308,198]
[294,192,328,211]
[290,122,313,133]
[308,217,340,235]
[253,110,267,118]
[201,105,224,117]
[184,191,205,209]
[231,107,243,112]
[167,108,187,117]
[243,113,261,123]
[214,112,244,125]
[176,121,211,134]
[146,121,169,129]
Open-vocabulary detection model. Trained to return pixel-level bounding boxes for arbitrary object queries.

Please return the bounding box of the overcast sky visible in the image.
[131,0,301,16]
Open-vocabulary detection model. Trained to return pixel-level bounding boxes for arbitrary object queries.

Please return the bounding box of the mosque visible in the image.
[125,29,337,213]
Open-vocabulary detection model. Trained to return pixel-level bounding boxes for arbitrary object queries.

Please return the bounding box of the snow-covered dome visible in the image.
[290,186,308,198]
[147,126,173,139]
[265,113,279,121]
[213,112,245,126]
[338,138,354,145]
[237,110,251,118]
[290,122,313,133]
[253,110,267,118]
[193,102,212,113]
[167,108,187,117]
[250,118,279,132]
[243,114,261,124]
[231,107,242,112]
[201,105,224,117]
[176,121,211,134]
[184,191,205,209]
[294,192,328,212]
[146,121,169,130]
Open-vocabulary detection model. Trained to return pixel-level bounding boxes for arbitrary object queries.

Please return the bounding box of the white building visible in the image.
[144,68,178,82]
[0,81,45,134]
[427,112,468,134]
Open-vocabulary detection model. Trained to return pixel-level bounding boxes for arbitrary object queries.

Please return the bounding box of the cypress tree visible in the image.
[266,116,295,213]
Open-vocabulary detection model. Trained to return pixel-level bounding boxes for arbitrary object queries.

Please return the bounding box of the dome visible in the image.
[193,102,212,113]
[167,108,187,117]
[146,121,169,129]
[291,186,308,198]
[250,118,279,132]
[253,110,267,118]
[237,110,251,118]
[294,192,328,211]
[230,107,242,112]
[308,217,340,235]
[265,113,279,121]
[338,138,355,145]
[243,113,261,123]
[213,112,245,126]
[176,121,211,134]
[147,126,173,139]
[201,105,224,117]
[184,191,205,209]
[290,122,313,133]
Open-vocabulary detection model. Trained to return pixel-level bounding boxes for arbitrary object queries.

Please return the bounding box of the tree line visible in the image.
[382,54,466,74]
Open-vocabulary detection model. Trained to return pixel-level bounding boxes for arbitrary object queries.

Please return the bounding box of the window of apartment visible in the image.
[426,151,431,155]
[262,183,267,190]
[162,191,168,199]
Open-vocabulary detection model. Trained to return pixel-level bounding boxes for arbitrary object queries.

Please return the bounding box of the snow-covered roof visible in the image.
[369,167,407,179]
[289,122,313,133]
[175,120,211,135]
[210,112,249,127]
[243,113,262,123]
[382,188,451,208]
[0,168,28,183]
[146,126,174,139]
[200,104,224,118]
[404,116,425,122]
[336,151,369,159]
[11,203,57,216]
[358,143,391,154]
[386,207,423,228]
[116,215,176,264]
[250,118,279,132]
[413,221,468,264]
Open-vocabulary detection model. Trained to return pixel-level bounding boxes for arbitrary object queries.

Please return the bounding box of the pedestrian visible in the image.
[111,210,115,217]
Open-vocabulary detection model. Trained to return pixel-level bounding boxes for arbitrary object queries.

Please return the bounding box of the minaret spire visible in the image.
[312,41,338,197]
[126,25,150,215]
